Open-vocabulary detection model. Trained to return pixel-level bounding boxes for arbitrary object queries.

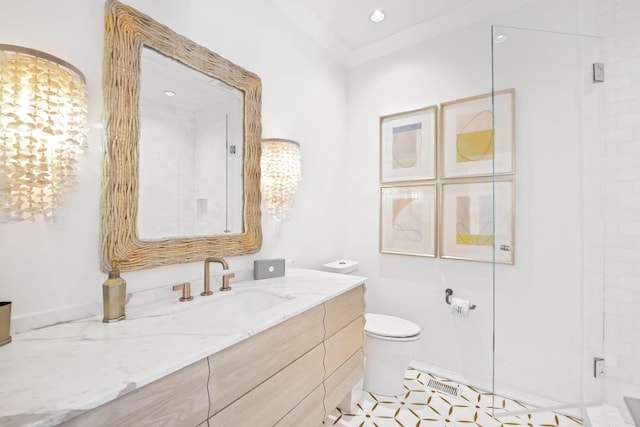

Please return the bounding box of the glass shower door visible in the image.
[491,25,604,423]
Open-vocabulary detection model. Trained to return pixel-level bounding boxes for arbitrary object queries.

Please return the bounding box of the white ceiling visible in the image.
[296,0,478,50]
[271,0,537,67]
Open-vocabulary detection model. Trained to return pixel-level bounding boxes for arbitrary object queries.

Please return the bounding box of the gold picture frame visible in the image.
[439,178,514,264]
[440,89,514,178]
[380,106,437,183]
[380,184,437,257]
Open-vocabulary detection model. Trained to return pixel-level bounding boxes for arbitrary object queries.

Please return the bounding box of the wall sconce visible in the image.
[261,138,302,221]
[0,45,88,222]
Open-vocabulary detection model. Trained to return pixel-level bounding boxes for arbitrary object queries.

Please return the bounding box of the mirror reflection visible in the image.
[138,47,244,239]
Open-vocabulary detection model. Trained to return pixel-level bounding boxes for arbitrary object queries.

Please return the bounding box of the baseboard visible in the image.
[409,360,472,386]
[585,404,635,427]
[409,361,584,418]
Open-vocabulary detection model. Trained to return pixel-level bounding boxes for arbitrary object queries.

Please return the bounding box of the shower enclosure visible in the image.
[491,24,604,421]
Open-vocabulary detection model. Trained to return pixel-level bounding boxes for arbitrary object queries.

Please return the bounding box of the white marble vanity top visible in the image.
[0,268,366,427]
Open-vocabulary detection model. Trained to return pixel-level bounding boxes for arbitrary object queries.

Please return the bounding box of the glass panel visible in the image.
[492,25,604,420]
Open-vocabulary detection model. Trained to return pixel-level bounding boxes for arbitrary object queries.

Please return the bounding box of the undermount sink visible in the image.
[210,289,292,316]
[128,288,293,321]
[177,288,293,326]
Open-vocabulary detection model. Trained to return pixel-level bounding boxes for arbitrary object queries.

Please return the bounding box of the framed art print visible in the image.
[380,184,436,257]
[380,106,437,183]
[440,179,514,264]
[440,89,514,178]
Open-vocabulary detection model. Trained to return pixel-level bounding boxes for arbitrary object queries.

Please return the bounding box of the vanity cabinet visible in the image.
[323,286,366,413]
[61,358,210,426]
[60,284,365,427]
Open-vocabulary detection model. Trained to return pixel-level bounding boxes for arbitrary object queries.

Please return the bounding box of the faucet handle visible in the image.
[220,272,235,292]
[172,282,193,302]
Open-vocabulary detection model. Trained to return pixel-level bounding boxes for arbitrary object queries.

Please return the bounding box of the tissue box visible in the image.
[0,301,11,347]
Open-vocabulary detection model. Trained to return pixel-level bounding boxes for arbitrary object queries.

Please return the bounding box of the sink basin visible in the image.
[162,288,294,327]
[128,288,293,322]
[211,289,292,316]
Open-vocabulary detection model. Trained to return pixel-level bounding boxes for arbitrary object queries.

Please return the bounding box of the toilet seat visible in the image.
[365,313,421,341]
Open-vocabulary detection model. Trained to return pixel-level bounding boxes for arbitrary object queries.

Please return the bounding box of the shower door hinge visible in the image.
[594,357,605,378]
[593,63,605,83]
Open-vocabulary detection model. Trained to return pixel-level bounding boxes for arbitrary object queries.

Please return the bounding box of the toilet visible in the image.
[363,313,421,397]
[320,260,422,398]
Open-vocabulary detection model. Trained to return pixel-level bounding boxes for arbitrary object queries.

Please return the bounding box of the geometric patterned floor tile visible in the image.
[326,369,583,427]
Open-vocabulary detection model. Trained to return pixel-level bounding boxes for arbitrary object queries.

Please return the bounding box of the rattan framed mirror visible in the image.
[101,0,262,271]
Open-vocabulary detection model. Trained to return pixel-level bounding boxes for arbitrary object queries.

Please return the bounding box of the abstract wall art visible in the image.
[440,89,514,178]
[378,89,515,262]
[440,179,514,264]
[380,184,436,257]
[380,106,437,183]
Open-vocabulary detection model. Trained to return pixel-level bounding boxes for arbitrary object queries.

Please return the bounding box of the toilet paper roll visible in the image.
[450,297,470,318]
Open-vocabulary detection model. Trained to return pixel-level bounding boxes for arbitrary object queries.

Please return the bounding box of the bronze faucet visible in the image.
[203,257,235,295]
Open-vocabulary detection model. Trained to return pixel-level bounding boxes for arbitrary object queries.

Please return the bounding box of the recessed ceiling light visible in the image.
[164,90,176,97]
[370,10,385,23]
[494,34,508,44]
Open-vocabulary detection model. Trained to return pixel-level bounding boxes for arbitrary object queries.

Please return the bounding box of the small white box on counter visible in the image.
[322,260,358,274]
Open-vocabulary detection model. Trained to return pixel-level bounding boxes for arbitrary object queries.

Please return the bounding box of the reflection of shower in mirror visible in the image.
[137,47,244,239]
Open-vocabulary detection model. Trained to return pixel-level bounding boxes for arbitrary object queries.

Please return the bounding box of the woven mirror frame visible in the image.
[101,0,262,271]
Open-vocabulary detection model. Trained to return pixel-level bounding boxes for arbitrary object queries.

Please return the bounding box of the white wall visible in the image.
[346,21,495,391]
[4,0,636,420]
[596,0,640,422]
[0,0,348,326]
[345,0,603,406]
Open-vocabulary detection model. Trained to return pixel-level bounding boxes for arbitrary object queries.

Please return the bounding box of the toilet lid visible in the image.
[364,313,421,338]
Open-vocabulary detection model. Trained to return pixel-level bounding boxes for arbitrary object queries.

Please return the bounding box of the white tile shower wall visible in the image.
[137,100,196,238]
[597,0,640,422]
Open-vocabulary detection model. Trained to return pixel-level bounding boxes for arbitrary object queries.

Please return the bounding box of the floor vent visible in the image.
[426,379,461,397]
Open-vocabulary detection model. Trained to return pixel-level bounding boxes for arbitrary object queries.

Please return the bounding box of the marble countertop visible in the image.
[0,268,366,427]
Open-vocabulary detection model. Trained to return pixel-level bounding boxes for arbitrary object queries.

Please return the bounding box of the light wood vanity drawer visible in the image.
[324,348,364,412]
[208,304,324,413]
[208,344,325,427]
[61,359,209,427]
[324,316,364,377]
[324,285,365,338]
[275,384,325,427]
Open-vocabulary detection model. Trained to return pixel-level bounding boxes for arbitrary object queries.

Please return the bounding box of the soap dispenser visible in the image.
[103,260,126,323]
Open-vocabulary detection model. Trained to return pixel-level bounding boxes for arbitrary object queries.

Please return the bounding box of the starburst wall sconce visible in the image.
[0,44,88,222]
[261,138,302,221]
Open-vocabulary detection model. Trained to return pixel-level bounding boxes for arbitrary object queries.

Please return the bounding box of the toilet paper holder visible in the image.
[445,289,476,310]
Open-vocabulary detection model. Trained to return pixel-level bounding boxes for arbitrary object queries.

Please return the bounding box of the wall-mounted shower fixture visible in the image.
[594,357,605,378]
[593,63,605,83]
